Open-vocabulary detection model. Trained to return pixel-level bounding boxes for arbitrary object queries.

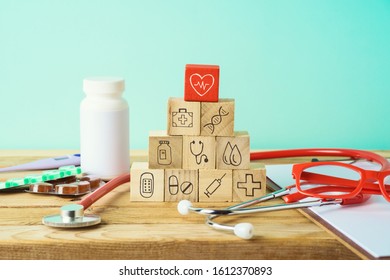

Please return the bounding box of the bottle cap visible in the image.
[83,77,125,94]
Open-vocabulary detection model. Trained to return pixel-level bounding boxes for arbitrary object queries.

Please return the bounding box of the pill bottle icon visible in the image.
[157,141,172,165]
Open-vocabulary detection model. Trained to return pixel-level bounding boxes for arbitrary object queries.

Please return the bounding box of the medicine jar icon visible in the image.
[157,141,172,165]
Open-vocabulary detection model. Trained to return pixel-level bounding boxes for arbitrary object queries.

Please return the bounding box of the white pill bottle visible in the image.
[80,77,130,180]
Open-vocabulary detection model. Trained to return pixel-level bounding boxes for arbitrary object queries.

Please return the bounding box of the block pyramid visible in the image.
[130,64,266,203]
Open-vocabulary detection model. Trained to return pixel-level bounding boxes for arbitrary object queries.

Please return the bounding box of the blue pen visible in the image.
[0,154,81,172]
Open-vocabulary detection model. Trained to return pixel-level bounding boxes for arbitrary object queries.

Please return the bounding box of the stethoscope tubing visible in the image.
[204,199,341,231]
[198,198,342,239]
[192,198,342,216]
[79,173,130,210]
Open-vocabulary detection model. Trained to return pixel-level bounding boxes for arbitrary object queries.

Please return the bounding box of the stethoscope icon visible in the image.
[190,140,208,165]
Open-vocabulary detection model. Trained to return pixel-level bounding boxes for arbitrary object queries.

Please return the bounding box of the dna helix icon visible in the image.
[203,106,229,134]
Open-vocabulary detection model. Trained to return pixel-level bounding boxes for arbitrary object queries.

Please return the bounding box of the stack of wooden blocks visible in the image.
[130,64,266,202]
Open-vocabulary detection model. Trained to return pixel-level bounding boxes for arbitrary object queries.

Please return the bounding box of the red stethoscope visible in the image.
[43,148,390,238]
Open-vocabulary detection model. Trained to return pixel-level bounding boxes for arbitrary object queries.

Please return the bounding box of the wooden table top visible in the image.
[0,150,388,260]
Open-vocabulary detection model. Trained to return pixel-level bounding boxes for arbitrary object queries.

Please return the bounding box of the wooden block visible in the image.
[198,169,233,202]
[182,136,216,170]
[184,64,220,102]
[167,97,201,136]
[164,169,198,202]
[201,98,234,136]
[232,163,266,202]
[130,162,165,202]
[149,131,182,169]
[216,131,250,170]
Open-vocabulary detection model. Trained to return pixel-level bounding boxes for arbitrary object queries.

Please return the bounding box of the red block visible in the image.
[184,64,220,102]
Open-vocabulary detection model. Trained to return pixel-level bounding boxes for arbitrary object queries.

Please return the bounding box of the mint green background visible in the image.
[1,0,389,150]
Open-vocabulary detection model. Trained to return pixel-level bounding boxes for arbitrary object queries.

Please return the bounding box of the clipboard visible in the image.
[265,161,390,260]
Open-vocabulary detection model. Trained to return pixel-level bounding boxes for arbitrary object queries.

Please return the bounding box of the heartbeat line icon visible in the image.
[193,81,210,90]
[190,73,214,97]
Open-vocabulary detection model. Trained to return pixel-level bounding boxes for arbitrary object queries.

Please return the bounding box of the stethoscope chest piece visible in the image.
[42,204,101,228]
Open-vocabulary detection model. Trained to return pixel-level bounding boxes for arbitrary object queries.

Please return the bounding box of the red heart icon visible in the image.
[189,74,215,96]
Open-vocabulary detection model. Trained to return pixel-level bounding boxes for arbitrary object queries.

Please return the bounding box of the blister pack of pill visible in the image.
[0,165,102,196]
[26,175,102,196]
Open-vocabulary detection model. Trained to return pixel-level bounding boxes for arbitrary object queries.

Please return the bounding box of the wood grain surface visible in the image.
[0,150,388,260]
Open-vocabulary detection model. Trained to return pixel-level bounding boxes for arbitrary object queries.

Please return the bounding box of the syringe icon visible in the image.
[204,173,226,198]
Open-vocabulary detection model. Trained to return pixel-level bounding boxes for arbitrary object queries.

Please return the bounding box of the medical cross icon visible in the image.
[178,114,188,126]
[237,174,261,197]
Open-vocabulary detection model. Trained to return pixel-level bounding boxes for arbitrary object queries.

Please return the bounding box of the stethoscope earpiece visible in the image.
[234,223,254,239]
[177,199,193,215]
[42,204,101,228]
[178,199,255,239]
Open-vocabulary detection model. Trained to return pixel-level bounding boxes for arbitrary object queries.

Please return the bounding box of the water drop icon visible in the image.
[223,142,233,165]
[230,144,242,166]
[222,142,242,166]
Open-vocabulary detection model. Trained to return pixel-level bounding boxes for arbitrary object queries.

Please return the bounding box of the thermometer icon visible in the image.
[204,173,226,198]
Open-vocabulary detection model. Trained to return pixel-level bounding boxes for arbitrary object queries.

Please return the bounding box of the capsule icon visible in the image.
[168,175,179,195]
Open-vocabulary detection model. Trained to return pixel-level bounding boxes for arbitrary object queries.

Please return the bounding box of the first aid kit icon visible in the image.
[172,108,193,128]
